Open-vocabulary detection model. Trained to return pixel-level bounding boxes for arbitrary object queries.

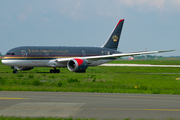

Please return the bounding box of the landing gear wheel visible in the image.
[50,68,60,73]
[56,69,60,73]
[13,69,18,74]
[50,69,54,73]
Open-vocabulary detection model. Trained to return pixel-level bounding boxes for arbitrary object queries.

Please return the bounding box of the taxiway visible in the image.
[1,91,180,119]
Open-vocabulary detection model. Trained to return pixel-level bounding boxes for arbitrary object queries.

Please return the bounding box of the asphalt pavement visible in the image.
[1,91,180,119]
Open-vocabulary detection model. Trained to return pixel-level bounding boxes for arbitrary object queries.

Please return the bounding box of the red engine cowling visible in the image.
[67,58,88,72]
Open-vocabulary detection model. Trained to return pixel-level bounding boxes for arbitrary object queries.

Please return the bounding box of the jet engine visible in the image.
[67,58,88,72]
[15,67,34,71]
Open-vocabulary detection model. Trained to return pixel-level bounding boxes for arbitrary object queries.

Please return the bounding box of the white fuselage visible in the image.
[2,58,115,68]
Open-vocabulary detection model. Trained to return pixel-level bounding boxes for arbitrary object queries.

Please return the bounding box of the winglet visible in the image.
[158,49,175,53]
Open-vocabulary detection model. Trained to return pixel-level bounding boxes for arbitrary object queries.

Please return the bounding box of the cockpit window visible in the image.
[6,53,11,55]
[6,53,15,55]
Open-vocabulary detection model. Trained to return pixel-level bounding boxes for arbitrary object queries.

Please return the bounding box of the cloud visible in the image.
[53,0,85,20]
[17,13,27,21]
[14,0,180,22]
[175,0,180,9]
[53,0,180,20]
[17,6,33,22]
[177,0,180,4]
[68,1,84,19]
[151,0,165,10]
[26,6,33,13]
[119,0,165,11]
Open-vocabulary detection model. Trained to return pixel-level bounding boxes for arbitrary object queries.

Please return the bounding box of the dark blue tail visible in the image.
[102,19,124,50]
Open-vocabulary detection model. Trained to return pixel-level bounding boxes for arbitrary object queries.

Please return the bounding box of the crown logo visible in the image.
[112,35,118,42]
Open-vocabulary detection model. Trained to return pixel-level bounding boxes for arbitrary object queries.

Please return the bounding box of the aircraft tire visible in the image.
[13,70,18,74]
[50,69,54,73]
[56,69,60,73]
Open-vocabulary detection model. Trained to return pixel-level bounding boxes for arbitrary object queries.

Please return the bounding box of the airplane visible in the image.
[2,19,174,73]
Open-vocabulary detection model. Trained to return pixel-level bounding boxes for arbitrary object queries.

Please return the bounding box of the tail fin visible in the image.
[102,19,124,50]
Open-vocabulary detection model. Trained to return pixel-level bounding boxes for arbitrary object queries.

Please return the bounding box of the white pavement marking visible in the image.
[0,102,85,117]
[100,64,180,67]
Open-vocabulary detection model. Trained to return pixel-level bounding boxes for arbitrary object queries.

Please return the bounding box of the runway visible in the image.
[1,91,180,119]
[101,64,180,67]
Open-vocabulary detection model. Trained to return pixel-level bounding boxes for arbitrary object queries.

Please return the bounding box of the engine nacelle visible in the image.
[67,58,88,72]
[16,67,34,71]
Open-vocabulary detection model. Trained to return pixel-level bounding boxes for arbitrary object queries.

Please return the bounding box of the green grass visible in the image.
[109,59,180,65]
[0,116,94,120]
[0,116,177,120]
[1,59,180,94]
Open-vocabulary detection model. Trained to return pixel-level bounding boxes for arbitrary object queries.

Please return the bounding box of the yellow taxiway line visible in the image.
[0,106,179,112]
[0,97,29,99]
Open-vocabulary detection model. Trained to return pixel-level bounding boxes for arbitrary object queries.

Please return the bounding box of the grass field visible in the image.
[1,59,180,94]
[109,59,180,65]
[0,116,177,120]
[0,117,96,120]
[0,117,177,120]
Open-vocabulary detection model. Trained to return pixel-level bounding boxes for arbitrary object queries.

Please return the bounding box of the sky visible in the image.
[0,0,180,56]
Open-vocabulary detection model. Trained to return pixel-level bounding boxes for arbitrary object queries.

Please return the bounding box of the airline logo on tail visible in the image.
[112,35,118,42]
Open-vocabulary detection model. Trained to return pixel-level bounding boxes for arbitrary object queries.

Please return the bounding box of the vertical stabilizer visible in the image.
[102,19,124,50]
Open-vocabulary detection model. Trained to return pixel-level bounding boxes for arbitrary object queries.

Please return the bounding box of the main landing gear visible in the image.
[50,67,60,73]
[13,69,18,74]
[11,66,18,74]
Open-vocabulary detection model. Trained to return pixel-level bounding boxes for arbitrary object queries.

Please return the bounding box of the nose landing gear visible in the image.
[11,66,18,73]
[50,67,60,73]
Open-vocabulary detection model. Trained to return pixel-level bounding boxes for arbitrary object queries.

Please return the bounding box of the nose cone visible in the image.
[1,59,8,65]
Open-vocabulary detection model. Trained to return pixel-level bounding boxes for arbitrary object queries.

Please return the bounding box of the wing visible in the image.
[55,49,175,64]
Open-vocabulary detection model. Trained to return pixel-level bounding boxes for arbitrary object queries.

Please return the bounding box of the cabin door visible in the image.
[43,50,49,58]
[82,50,86,57]
[21,50,27,58]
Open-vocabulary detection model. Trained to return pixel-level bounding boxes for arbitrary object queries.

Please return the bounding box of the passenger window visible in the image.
[11,53,15,55]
